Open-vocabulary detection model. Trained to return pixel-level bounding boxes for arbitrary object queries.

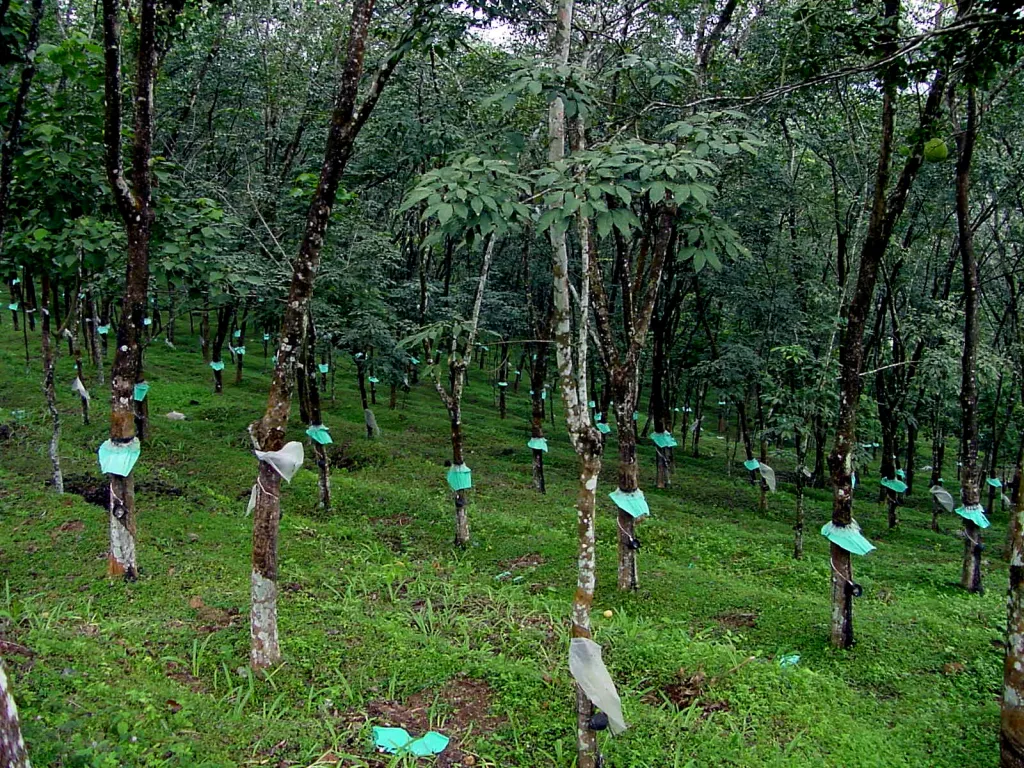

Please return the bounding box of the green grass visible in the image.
[0,322,1007,767]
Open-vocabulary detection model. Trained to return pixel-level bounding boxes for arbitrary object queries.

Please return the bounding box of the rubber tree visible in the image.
[0,659,30,768]
[246,0,427,668]
[101,0,184,579]
[825,0,946,648]
[543,2,603,760]
[954,81,984,593]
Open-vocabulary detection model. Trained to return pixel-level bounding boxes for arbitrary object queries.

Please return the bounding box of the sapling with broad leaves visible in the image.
[400,154,532,546]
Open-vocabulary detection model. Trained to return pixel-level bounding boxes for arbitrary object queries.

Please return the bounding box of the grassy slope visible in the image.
[0,321,1006,767]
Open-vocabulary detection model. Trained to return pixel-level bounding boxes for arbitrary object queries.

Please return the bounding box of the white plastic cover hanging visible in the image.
[758,462,776,492]
[246,484,258,515]
[568,637,628,735]
[71,377,91,402]
[930,485,955,513]
[255,441,305,482]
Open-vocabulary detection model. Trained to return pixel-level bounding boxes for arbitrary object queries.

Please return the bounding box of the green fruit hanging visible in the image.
[924,138,948,163]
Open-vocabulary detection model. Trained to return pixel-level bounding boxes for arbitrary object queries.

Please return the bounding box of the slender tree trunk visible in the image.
[235,305,248,384]
[0,660,31,768]
[956,86,983,594]
[794,428,807,559]
[41,274,63,494]
[304,315,330,511]
[87,290,104,384]
[211,305,230,393]
[614,387,640,592]
[246,0,412,669]
[1004,379,1024,766]
[931,419,946,531]
[530,343,548,493]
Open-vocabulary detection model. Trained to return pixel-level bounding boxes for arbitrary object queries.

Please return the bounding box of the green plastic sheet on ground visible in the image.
[97,325,109,334]
[609,487,650,519]
[987,477,1003,488]
[305,424,333,445]
[955,504,990,528]
[447,464,472,491]
[133,382,151,401]
[743,458,760,471]
[651,432,678,448]
[372,726,449,757]
[880,477,907,494]
[210,361,225,371]
[821,520,875,555]
[597,423,611,434]
[528,437,548,452]
[98,438,141,477]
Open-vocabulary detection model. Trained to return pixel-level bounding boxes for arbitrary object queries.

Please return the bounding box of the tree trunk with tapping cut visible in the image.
[246,0,421,667]
[0,660,31,768]
[40,274,63,494]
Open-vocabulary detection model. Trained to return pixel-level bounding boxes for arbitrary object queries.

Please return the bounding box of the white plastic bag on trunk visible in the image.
[255,441,304,482]
[569,637,628,735]
[71,377,90,402]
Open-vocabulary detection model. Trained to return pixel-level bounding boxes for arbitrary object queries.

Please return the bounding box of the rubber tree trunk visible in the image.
[956,85,983,594]
[304,316,330,511]
[211,305,231,394]
[356,356,374,439]
[498,341,509,419]
[245,0,412,670]
[1005,438,1024,765]
[87,290,104,384]
[41,274,63,494]
[234,305,248,384]
[794,428,807,559]
[614,388,640,592]
[530,343,548,493]
[0,660,31,768]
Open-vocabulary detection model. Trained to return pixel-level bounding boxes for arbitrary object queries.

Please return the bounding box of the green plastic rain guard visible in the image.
[880,478,907,494]
[743,458,760,471]
[7,302,17,311]
[588,400,596,408]
[447,464,472,491]
[410,357,420,365]
[97,325,109,334]
[235,346,247,356]
[305,424,333,445]
[498,381,508,387]
[988,477,1003,489]
[318,363,329,374]
[595,412,602,421]
[233,330,241,338]
[955,504,990,528]
[821,520,876,555]
[372,726,449,757]
[852,472,857,489]
[514,369,521,375]
[895,469,906,479]
[143,317,152,326]
[718,400,727,406]
[133,382,151,401]
[263,334,270,341]
[541,391,547,400]
[272,355,278,363]
[609,488,650,519]
[597,423,612,434]
[368,376,379,384]
[98,438,141,477]
[651,432,678,448]
[11,278,18,285]
[528,437,549,452]
[480,345,489,351]
[210,360,225,371]
[632,411,639,421]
